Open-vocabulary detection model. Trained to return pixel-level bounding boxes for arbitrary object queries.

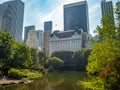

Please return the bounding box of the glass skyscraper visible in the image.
[0,0,24,42]
[101,0,114,25]
[64,1,89,33]
[44,21,53,31]
[24,25,35,43]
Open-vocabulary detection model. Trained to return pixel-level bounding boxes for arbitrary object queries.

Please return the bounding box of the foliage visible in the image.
[12,42,32,69]
[8,68,27,80]
[0,30,45,80]
[30,48,39,65]
[81,3,120,90]
[48,57,64,71]
[30,64,47,75]
[73,48,92,71]
[51,50,91,71]
[38,51,48,66]
[27,72,43,80]
[51,51,74,70]
[0,30,14,74]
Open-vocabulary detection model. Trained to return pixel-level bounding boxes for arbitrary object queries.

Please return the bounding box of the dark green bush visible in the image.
[8,68,27,79]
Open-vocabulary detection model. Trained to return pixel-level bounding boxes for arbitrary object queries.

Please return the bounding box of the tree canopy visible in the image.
[81,2,120,90]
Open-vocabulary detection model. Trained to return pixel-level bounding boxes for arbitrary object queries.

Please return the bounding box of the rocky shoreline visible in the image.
[0,78,33,86]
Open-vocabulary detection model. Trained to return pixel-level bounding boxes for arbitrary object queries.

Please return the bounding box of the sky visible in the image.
[0,0,118,36]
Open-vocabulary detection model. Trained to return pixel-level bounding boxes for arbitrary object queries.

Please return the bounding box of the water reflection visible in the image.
[0,71,85,90]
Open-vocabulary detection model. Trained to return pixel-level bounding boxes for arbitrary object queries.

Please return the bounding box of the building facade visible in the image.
[44,21,52,55]
[26,29,39,49]
[101,0,114,25]
[50,29,83,55]
[24,25,35,43]
[0,0,24,42]
[64,1,89,33]
[37,30,44,51]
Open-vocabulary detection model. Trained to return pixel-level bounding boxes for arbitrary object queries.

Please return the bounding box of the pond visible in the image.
[0,71,86,90]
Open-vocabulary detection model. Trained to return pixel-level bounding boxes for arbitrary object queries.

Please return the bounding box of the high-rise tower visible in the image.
[101,0,114,25]
[44,21,52,55]
[0,0,24,42]
[64,1,89,33]
[24,25,35,43]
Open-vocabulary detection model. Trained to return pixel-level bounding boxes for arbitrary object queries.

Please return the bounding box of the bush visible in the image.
[48,57,64,71]
[30,64,47,75]
[8,68,27,79]
[27,72,43,80]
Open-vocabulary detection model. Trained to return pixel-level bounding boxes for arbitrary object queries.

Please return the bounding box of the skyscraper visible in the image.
[37,30,44,51]
[0,0,24,42]
[44,21,52,31]
[24,25,35,43]
[101,0,114,25]
[44,21,53,55]
[64,1,89,33]
[26,29,39,49]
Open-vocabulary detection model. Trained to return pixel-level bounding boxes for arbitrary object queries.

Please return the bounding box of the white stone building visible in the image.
[50,29,83,55]
[26,30,39,49]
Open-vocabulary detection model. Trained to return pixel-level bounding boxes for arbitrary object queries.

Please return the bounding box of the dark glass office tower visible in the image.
[101,0,114,25]
[24,25,35,43]
[64,1,89,33]
[44,21,53,31]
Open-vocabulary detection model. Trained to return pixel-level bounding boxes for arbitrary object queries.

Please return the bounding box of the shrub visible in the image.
[27,72,43,80]
[8,68,27,79]
[30,64,47,75]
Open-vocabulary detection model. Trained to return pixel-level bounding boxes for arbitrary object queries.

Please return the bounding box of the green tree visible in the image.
[12,42,32,69]
[30,48,39,65]
[81,3,120,90]
[48,57,64,71]
[0,30,14,75]
[51,51,73,70]
[38,51,48,66]
[73,48,92,71]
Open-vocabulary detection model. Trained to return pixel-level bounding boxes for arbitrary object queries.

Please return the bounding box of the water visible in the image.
[0,71,86,90]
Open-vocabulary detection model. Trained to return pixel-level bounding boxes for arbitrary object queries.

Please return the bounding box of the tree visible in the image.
[30,48,39,65]
[38,51,48,66]
[12,42,32,69]
[51,51,74,70]
[81,3,120,90]
[48,57,64,71]
[73,48,92,71]
[0,30,14,74]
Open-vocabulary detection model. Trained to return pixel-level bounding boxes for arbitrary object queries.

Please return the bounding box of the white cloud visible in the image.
[0,0,101,35]
[37,0,85,31]
[36,0,101,34]
[0,0,118,36]
[89,3,100,14]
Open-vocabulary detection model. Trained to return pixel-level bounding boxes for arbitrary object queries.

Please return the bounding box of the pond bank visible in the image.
[0,78,33,86]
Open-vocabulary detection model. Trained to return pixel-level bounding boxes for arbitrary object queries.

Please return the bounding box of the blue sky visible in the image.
[0,0,118,36]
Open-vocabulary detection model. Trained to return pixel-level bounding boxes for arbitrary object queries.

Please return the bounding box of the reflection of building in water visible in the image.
[0,0,24,42]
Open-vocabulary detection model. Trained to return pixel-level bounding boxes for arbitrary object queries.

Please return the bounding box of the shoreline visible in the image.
[0,78,33,86]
